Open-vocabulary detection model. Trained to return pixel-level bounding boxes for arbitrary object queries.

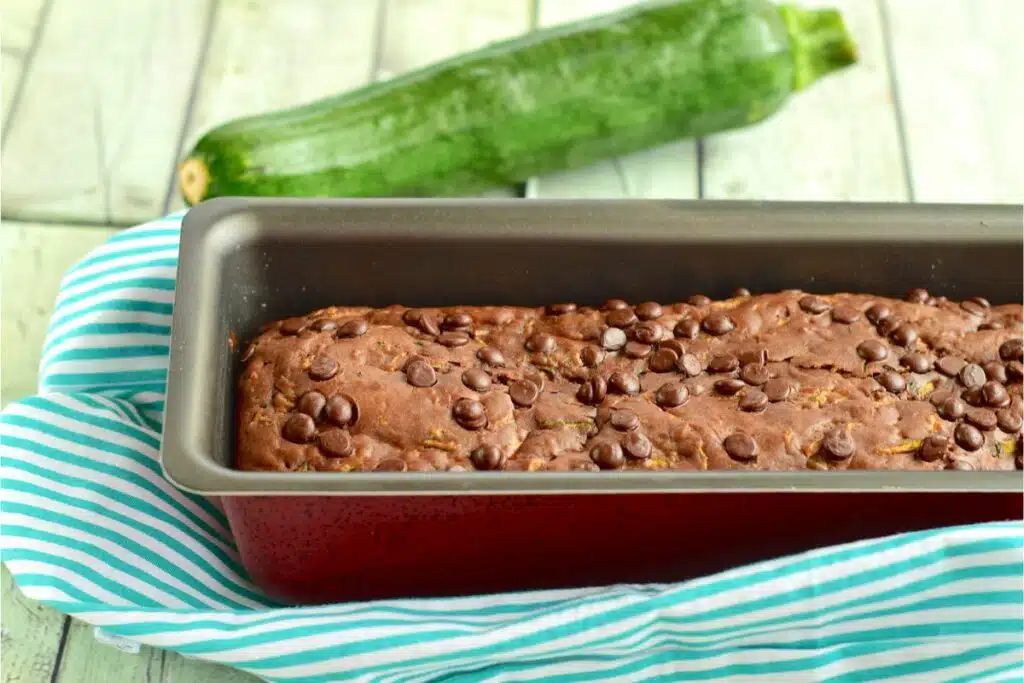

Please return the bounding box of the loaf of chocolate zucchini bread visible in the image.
[235,289,1023,473]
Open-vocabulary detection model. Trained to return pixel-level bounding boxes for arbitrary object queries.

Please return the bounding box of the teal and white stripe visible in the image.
[1,212,1022,682]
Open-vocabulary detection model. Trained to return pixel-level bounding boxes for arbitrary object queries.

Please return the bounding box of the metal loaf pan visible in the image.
[162,198,1024,604]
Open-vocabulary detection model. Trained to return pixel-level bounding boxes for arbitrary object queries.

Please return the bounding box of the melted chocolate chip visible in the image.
[856,340,889,362]
[405,359,437,388]
[738,348,769,366]
[1007,362,1024,383]
[608,372,640,396]
[581,346,605,368]
[442,312,473,331]
[590,442,625,470]
[546,303,577,316]
[309,355,339,381]
[297,391,327,419]
[602,299,629,311]
[470,444,505,470]
[831,307,861,324]
[610,409,640,432]
[325,395,357,427]
[999,338,1023,362]
[462,368,491,392]
[687,295,711,307]
[648,348,679,373]
[918,435,948,462]
[477,347,505,367]
[600,327,628,351]
[936,356,967,377]
[954,423,984,451]
[606,308,638,328]
[821,428,855,460]
[901,353,932,374]
[708,354,739,374]
[655,382,689,408]
[996,407,1022,433]
[740,364,771,386]
[526,333,556,354]
[438,331,471,347]
[677,353,703,378]
[632,321,663,344]
[509,380,540,408]
[959,363,986,390]
[714,378,746,396]
[960,300,987,317]
[673,318,700,340]
[764,378,793,402]
[282,413,316,443]
[982,381,1010,408]
[865,303,892,325]
[723,433,757,462]
[732,288,752,298]
[889,323,918,348]
[623,342,652,359]
[404,310,441,336]
[980,321,1003,331]
[904,288,929,303]
[337,319,369,338]
[799,295,831,314]
[577,375,608,406]
[452,398,487,430]
[318,429,353,458]
[878,371,906,394]
[311,318,338,333]
[622,432,652,459]
[738,389,769,413]
[983,362,1008,383]
[702,313,735,336]
[967,296,991,309]
[965,408,998,431]
[963,387,985,407]
[635,302,663,320]
[279,317,308,335]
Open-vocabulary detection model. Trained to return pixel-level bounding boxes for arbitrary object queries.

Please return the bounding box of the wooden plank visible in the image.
[702,0,907,202]
[1,565,66,683]
[377,0,534,198]
[526,0,699,199]
[884,0,1024,203]
[167,0,381,213]
[1,0,213,224]
[1,0,47,130]
[52,619,160,683]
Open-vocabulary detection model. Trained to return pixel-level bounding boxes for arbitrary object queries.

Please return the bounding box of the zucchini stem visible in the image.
[179,157,211,206]
[779,5,858,91]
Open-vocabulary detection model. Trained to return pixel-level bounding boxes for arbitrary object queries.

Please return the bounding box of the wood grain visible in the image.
[1,565,66,683]
[166,0,382,213]
[884,0,1024,203]
[1,0,214,224]
[526,0,699,200]
[1,0,47,130]
[701,0,908,202]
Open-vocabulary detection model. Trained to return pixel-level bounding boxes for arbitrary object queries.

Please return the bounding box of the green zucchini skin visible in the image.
[179,0,857,204]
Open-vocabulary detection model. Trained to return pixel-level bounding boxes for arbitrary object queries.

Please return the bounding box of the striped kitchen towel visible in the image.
[2,211,1023,683]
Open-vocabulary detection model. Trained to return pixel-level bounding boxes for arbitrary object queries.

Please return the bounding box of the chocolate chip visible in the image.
[648,348,679,373]
[996,407,1022,433]
[577,375,608,405]
[929,387,957,408]
[702,313,735,336]
[337,319,369,338]
[525,333,556,354]
[632,321,663,344]
[876,317,901,337]
[714,378,746,396]
[960,300,987,317]
[438,331,471,347]
[462,368,491,392]
[901,353,932,374]
[723,433,757,462]
[799,295,831,314]
[980,321,1004,331]
[918,435,948,462]
[999,338,1023,362]
[602,299,629,311]
[405,359,437,387]
[240,342,257,363]
[659,339,686,356]
[580,346,605,368]
[732,288,752,298]
[865,303,892,325]
[509,380,540,408]
[1008,362,1024,383]
[878,371,906,394]
[946,458,974,471]
[982,381,1010,408]
[708,354,739,374]
[590,442,625,470]
[453,398,487,430]
[983,362,1008,383]
[954,423,984,451]
[311,319,338,333]
[404,310,441,336]
[624,342,653,359]
[318,429,353,458]
[546,303,577,316]
[856,340,889,362]
[963,387,985,407]
[524,372,546,393]
[831,307,861,324]
[635,302,663,320]
[470,445,505,470]
[675,354,702,378]
[821,428,855,460]
[740,364,771,386]
[655,382,689,408]
[889,323,918,348]
[297,391,327,419]
[442,312,473,331]
[967,296,991,309]
[282,413,316,443]
[673,318,700,340]
[279,317,308,335]
[477,347,505,367]
[325,395,357,427]
[608,372,640,395]
[622,432,652,459]
[610,409,640,432]
[938,397,967,421]
[374,458,408,472]
[687,295,711,307]
[966,408,998,431]
[958,363,986,390]
[738,347,768,366]
[309,355,339,381]
[606,308,638,328]
[600,327,627,351]
[738,389,769,413]
[764,378,793,402]
[905,288,929,303]
[936,356,966,377]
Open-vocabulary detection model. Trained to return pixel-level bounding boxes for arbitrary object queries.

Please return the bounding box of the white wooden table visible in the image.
[1,1,1022,681]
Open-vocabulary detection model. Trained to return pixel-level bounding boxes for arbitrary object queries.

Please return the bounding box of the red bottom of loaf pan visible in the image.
[222,492,1023,605]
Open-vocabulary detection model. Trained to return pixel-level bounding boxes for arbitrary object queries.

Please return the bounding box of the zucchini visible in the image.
[179,0,857,204]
